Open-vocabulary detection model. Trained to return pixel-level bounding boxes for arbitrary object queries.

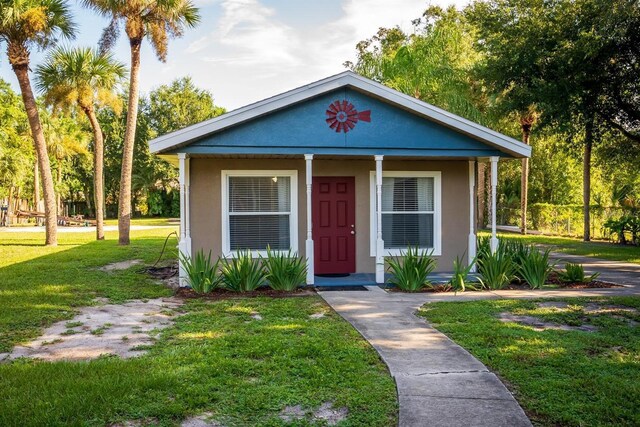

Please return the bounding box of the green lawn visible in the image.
[483,231,640,264]
[419,298,640,426]
[0,229,397,426]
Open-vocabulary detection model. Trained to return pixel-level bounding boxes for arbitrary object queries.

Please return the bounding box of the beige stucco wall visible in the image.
[189,157,472,273]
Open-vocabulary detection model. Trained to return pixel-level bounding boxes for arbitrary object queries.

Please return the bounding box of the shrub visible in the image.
[557,262,600,283]
[386,246,437,292]
[517,247,555,289]
[477,246,516,290]
[262,247,307,291]
[178,250,220,293]
[220,250,266,292]
[448,255,477,294]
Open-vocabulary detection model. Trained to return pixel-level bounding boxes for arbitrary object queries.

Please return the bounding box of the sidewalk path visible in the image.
[319,286,531,427]
[319,267,639,427]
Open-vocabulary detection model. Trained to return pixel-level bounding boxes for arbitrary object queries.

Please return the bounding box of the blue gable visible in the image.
[169,88,508,158]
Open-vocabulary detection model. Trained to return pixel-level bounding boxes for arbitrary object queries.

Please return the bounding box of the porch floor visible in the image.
[313,273,478,287]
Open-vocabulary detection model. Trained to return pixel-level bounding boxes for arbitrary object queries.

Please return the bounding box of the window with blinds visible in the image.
[227,175,292,251]
[381,176,435,249]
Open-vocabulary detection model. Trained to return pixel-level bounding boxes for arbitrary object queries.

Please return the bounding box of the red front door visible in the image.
[313,177,356,275]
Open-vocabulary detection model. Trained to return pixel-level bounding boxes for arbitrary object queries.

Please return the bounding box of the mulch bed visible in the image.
[175,287,317,300]
[386,278,622,293]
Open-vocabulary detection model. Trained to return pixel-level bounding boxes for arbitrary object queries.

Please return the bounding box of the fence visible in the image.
[497,203,625,239]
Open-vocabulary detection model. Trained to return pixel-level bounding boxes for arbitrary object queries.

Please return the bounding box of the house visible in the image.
[149,71,531,286]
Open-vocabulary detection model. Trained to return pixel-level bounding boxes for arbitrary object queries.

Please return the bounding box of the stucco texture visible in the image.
[189,157,472,273]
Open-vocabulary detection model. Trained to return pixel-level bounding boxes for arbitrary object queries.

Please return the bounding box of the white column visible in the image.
[178,153,192,287]
[490,156,499,253]
[375,155,385,284]
[304,154,314,285]
[468,160,477,271]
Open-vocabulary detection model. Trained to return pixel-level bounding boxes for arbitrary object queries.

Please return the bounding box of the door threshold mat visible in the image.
[315,286,369,291]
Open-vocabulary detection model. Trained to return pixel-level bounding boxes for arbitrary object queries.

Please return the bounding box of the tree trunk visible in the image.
[57,162,63,215]
[7,186,14,226]
[13,63,57,245]
[477,162,486,229]
[34,160,40,211]
[520,124,531,234]
[83,106,106,240]
[118,40,142,245]
[583,118,594,242]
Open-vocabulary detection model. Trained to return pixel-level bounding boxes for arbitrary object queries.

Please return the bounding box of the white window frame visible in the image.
[221,170,298,257]
[369,171,442,257]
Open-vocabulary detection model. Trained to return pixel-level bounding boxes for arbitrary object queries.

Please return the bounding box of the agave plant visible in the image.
[178,250,220,293]
[262,247,307,291]
[386,246,437,292]
[220,250,266,292]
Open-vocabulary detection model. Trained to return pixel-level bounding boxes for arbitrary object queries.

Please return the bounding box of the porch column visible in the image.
[468,160,477,271]
[490,156,499,253]
[178,153,192,287]
[305,154,314,285]
[375,155,385,284]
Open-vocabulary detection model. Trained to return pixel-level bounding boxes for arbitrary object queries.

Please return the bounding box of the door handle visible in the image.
[350,230,355,235]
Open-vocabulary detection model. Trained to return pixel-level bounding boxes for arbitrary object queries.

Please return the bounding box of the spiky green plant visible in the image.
[557,262,601,283]
[517,247,555,289]
[477,246,516,290]
[220,250,266,292]
[386,246,437,292]
[262,247,307,291]
[178,249,220,293]
[449,255,478,294]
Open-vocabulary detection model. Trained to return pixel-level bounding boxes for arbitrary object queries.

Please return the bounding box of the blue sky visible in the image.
[0,0,468,110]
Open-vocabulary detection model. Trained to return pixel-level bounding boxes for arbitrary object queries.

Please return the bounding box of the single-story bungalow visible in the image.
[149,71,531,286]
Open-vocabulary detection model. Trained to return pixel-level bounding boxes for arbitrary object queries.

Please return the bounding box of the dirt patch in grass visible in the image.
[5,297,183,361]
[99,259,143,272]
[498,312,599,332]
[279,402,348,425]
[175,287,316,300]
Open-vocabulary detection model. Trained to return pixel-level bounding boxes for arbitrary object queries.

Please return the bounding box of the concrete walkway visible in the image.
[319,271,640,427]
[319,286,532,427]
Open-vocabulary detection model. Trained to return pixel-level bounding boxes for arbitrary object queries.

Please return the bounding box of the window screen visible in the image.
[381,177,434,249]
[228,176,291,250]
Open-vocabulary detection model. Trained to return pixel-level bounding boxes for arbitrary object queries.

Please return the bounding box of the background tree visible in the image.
[81,0,200,245]
[36,46,126,239]
[0,0,76,245]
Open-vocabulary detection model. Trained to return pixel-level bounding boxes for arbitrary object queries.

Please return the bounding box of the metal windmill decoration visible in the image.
[325,100,371,133]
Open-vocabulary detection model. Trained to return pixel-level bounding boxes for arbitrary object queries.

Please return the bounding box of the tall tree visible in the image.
[0,0,76,245]
[81,0,200,245]
[36,47,126,239]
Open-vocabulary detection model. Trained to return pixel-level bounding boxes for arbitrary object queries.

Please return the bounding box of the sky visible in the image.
[0,0,470,111]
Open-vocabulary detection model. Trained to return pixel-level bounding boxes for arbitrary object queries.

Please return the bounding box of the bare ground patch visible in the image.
[279,401,348,425]
[5,297,183,361]
[99,259,143,272]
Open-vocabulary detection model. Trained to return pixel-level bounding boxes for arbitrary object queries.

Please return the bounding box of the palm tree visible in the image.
[43,114,89,215]
[81,0,200,245]
[36,47,126,240]
[0,0,76,245]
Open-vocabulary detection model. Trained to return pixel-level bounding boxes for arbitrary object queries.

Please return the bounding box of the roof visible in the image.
[149,71,531,159]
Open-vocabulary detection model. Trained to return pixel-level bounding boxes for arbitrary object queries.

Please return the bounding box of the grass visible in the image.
[0,229,397,426]
[418,297,640,426]
[480,231,640,264]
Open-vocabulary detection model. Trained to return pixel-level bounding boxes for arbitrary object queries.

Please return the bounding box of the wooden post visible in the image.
[490,156,499,253]
[468,161,477,270]
[305,154,314,285]
[375,155,384,284]
[178,153,192,287]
